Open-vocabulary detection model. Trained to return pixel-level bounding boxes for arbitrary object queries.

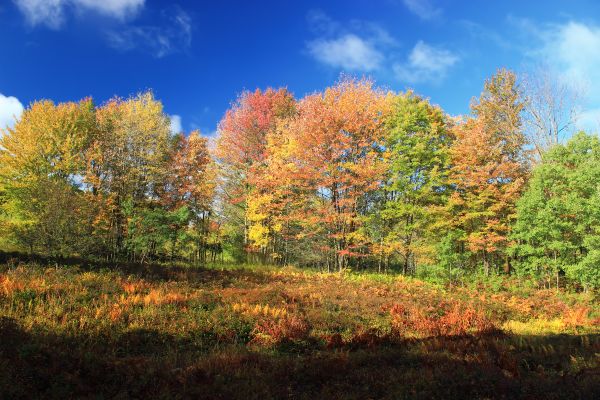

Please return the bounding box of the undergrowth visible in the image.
[0,261,598,399]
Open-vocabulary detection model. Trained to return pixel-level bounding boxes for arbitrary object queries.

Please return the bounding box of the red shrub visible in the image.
[390,300,494,337]
[251,314,310,345]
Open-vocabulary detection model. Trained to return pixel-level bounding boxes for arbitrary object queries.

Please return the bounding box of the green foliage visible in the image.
[511,132,600,289]
[370,92,452,272]
[0,99,96,256]
[124,200,192,261]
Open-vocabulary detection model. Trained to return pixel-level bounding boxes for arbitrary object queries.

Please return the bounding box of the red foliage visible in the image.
[159,131,213,210]
[216,88,295,169]
[390,300,494,337]
[250,314,310,345]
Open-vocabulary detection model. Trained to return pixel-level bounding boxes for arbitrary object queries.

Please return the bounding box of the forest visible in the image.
[1,68,599,290]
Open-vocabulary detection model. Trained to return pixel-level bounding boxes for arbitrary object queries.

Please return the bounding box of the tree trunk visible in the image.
[483,250,490,276]
[503,255,511,274]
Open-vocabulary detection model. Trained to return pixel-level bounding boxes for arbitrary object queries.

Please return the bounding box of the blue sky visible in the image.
[2,0,600,135]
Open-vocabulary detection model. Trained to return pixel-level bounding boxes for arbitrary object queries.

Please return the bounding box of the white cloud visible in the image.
[545,22,600,131]
[306,10,392,72]
[539,22,600,86]
[0,93,24,131]
[307,34,383,72]
[72,0,144,18]
[518,20,600,132]
[169,114,182,134]
[305,10,457,83]
[577,108,600,132]
[14,0,144,29]
[107,7,191,57]
[14,0,64,29]
[394,41,459,84]
[402,0,441,21]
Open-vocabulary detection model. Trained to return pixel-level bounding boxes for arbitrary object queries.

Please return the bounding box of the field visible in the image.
[0,259,599,399]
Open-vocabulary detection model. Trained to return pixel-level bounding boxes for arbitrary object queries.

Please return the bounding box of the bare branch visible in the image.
[520,65,586,160]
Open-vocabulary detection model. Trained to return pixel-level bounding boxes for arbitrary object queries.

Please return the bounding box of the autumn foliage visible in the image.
[0,92,215,263]
[447,70,529,274]
[0,260,597,399]
[1,69,599,290]
[1,65,600,400]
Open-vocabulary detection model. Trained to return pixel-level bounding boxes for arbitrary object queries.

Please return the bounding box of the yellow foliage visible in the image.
[232,302,288,319]
[503,319,566,335]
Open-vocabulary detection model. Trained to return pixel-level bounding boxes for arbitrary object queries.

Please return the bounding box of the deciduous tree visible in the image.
[87,92,171,259]
[511,132,600,290]
[215,88,295,260]
[279,77,392,270]
[448,69,529,274]
[0,99,96,256]
[376,92,453,273]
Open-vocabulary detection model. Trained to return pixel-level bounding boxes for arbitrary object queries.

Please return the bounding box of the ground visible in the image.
[0,260,599,399]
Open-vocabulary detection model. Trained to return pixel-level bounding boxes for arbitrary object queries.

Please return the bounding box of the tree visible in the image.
[277,77,392,271]
[0,99,96,256]
[511,132,600,290]
[448,69,529,275]
[124,200,192,264]
[246,113,311,265]
[521,66,585,158]
[375,92,453,273]
[87,92,172,259]
[215,88,295,260]
[159,131,215,263]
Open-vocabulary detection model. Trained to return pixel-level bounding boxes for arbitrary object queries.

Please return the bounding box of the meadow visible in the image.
[0,255,598,399]
[3,3,600,399]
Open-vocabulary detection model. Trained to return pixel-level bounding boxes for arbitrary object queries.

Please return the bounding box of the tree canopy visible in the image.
[1,69,598,290]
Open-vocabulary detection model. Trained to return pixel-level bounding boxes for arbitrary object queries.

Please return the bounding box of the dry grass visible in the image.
[0,262,598,399]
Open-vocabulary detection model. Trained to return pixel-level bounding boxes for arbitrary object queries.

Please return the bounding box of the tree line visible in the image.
[0,69,598,289]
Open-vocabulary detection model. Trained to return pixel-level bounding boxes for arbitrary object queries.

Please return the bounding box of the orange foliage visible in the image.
[122,280,150,295]
[0,276,25,296]
[215,88,295,207]
[159,131,214,211]
[446,70,529,269]
[267,77,392,269]
[390,300,494,337]
[251,314,310,345]
[449,118,527,256]
[562,306,591,329]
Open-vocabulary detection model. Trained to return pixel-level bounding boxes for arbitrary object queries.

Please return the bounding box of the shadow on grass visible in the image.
[0,250,288,287]
[1,317,598,400]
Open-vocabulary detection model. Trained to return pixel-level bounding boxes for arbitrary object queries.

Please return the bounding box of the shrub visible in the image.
[389,300,494,337]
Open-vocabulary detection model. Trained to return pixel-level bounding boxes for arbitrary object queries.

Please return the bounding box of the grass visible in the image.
[0,260,599,399]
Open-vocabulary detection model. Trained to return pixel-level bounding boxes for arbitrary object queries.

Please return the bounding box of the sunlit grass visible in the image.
[0,261,598,398]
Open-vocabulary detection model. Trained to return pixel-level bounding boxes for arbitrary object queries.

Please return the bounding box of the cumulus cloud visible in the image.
[538,22,600,86]
[307,34,383,72]
[0,93,24,131]
[402,0,442,21]
[306,10,393,72]
[169,114,182,134]
[305,10,457,83]
[515,19,600,131]
[106,6,192,58]
[394,41,459,84]
[14,0,145,29]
